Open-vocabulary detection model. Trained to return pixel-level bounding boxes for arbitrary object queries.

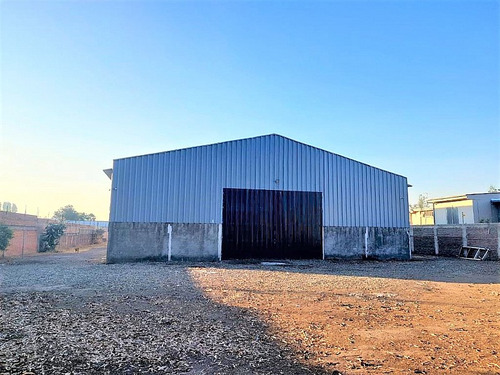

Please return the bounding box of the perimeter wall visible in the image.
[0,211,106,257]
[411,223,500,260]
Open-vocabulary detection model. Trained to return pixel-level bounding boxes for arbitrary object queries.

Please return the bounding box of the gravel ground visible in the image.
[1,248,499,374]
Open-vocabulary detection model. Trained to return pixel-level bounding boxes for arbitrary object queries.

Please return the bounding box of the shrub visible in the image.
[0,223,14,257]
[91,228,105,244]
[39,223,66,252]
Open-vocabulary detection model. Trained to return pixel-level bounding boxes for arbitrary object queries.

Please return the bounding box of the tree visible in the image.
[53,205,79,221]
[80,212,96,221]
[91,228,105,244]
[52,205,96,222]
[39,223,66,252]
[1,201,18,213]
[1,202,18,213]
[0,223,14,258]
[411,193,430,211]
[488,185,500,193]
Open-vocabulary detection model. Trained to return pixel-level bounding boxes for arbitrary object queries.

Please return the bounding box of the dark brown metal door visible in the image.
[222,188,322,259]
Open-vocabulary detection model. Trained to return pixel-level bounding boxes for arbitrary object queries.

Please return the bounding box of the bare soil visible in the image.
[191,262,500,374]
[1,248,499,374]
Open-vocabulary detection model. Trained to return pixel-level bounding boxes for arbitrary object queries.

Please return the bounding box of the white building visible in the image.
[428,193,500,225]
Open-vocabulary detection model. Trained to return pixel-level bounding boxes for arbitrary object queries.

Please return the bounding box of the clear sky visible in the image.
[1,0,499,220]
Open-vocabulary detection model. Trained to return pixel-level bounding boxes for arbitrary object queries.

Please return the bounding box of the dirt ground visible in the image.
[191,263,500,374]
[1,248,499,374]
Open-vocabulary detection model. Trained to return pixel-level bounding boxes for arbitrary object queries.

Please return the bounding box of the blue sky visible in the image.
[1,0,499,219]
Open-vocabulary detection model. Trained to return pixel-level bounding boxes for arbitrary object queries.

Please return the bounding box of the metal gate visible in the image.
[222,188,323,259]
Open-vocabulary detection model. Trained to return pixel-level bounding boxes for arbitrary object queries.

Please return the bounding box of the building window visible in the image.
[446,207,459,224]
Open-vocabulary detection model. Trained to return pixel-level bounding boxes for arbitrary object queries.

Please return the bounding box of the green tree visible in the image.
[80,212,96,221]
[53,205,80,221]
[53,205,96,221]
[411,193,430,211]
[0,223,14,258]
[39,223,66,252]
[91,228,105,244]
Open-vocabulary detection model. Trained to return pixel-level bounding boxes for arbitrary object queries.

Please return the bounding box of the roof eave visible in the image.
[428,195,468,204]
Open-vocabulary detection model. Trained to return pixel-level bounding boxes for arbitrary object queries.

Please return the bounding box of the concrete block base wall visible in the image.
[108,223,410,262]
[411,224,500,260]
[107,222,219,263]
[412,226,435,255]
[324,226,410,260]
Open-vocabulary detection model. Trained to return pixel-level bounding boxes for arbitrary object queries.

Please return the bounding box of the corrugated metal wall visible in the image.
[110,134,409,227]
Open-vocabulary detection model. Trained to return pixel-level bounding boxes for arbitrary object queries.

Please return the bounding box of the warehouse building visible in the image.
[106,134,410,262]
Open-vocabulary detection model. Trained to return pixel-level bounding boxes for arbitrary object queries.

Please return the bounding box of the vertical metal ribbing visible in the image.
[111,135,409,227]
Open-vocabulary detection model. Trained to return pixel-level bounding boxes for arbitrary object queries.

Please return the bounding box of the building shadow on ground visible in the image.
[197,256,500,284]
[1,247,332,374]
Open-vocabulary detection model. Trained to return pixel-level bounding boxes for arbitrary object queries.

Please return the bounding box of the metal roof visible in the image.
[428,195,468,203]
[429,192,500,203]
[112,134,406,179]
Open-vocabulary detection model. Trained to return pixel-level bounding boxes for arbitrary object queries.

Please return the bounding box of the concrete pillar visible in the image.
[462,225,467,247]
[497,225,500,259]
[322,226,325,260]
[364,227,369,258]
[409,226,414,259]
[167,224,172,261]
[217,224,222,261]
[433,226,439,255]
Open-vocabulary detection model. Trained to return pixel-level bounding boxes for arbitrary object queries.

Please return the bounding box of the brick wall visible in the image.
[412,224,499,260]
[0,212,40,257]
[4,228,39,257]
[57,224,96,250]
[0,211,106,257]
[0,212,38,226]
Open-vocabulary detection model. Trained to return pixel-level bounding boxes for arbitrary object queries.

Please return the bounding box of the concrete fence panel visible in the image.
[412,226,435,255]
[411,224,499,260]
[437,226,463,257]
